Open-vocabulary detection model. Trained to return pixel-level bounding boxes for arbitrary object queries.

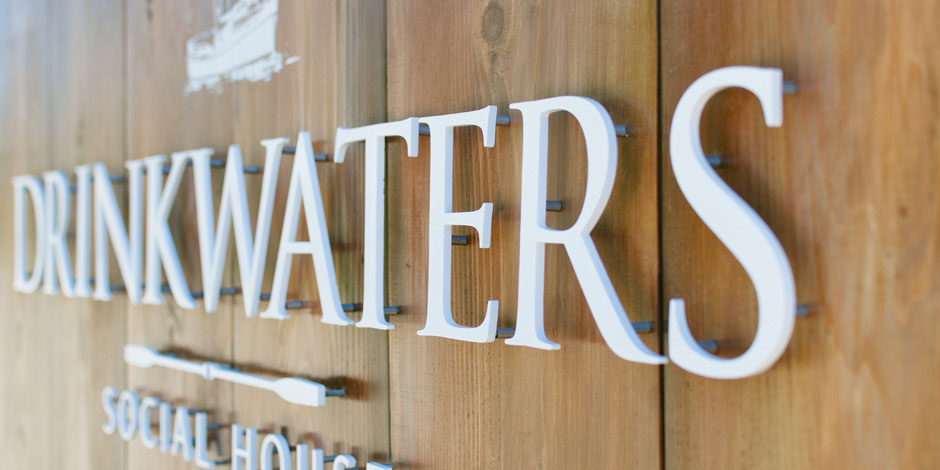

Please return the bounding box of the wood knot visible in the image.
[481,2,505,46]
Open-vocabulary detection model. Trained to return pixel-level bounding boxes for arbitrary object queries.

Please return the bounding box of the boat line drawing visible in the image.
[185,0,299,94]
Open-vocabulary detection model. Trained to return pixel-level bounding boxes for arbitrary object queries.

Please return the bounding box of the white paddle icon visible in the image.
[124,344,343,407]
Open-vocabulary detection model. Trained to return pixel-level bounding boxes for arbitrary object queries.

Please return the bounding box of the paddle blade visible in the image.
[271,378,326,407]
[123,344,159,368]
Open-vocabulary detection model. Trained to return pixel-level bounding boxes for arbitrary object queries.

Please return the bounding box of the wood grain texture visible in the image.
[660,1,940,469]
[124,1,235,468]
[386,1,662,468]
[5,1,940,469]
[229,0,391,462]
[0,0,126,469]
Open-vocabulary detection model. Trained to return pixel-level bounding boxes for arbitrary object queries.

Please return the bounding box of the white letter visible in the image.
[416,106,498,343]
[294,444,310,470]
[667,66,796,379]
[194,140,285,317]
[334,117,419,329]
[311,448,325,470]
[138,396,161,449]
[260,433,291,470]
[262,132,350,324]
[332,455,356,470]
[232,424,258,470]
[195,411,216,468]
[141,152,200,308]
[73,165,93,297]
[93,162,143,303]
[12,175,45,293]
[170,405,194,462]
[159,401,172,453]
[116,390,140,440]
[41,171,75,296]
[506,96,665,365]
[101,386,118,435]
[366,464,392,470]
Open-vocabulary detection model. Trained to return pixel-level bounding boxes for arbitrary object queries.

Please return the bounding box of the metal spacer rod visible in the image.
[796,303,812,317]
[341,303,400,315]
[496,322,655,338]
[282,146,329,161]
[419,115,511,135]
[632,321,655,334]
[698,340,719,353]
[706,155,724,168]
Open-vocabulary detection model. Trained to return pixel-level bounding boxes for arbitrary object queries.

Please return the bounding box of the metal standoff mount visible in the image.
[495,322,656,339]
[124,344,344,407]
[545,200,563,212]
[796,303,812,317]
[70,173,124,193]
[282,145,329,161]
[419,115,511,135]
[73,140,335,189]
[697,340,719,354]
[614,125,634,137]
[162,159,225,174]
[240,143,331,175]
[255,293,401,315]
[101,283,242,298]
[341,303,401,315]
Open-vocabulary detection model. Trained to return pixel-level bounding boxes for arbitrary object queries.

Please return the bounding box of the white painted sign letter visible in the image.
[192,140,285,318]
[417,106,498,343]
[93,162,143,303]
[507,96,665,365]
[263,132,350,324]
[12,175,45,293]
[232,424,258,470]
[667,66,796,379]
[334,117,419,329]
[141,152,203,309]
[73,165,93,297]
[41,170,75,296]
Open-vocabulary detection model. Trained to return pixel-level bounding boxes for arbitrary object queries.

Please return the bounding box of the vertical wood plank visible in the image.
[661,1,940,468]
[386,1,661,468]
[125,1,234,468]
[229,0,390,462]
[0,0,126,469]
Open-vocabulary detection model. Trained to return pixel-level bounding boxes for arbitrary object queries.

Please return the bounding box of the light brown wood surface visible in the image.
[124,1,236,468]
[0,0,127,469]
[385,1,662,468]
[660,1,940,469]
[229,0,391,462]
[2,0,940,469]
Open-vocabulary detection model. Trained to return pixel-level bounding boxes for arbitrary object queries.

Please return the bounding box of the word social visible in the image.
[102,387,389,470]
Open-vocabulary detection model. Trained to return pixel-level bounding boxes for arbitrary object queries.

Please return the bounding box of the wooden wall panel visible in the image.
[4,1,940,469]
[229,0,391,462]
[0,0,126,469]
[660,1,940,469]
[386,1,662,468]
[125,1,235,468]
